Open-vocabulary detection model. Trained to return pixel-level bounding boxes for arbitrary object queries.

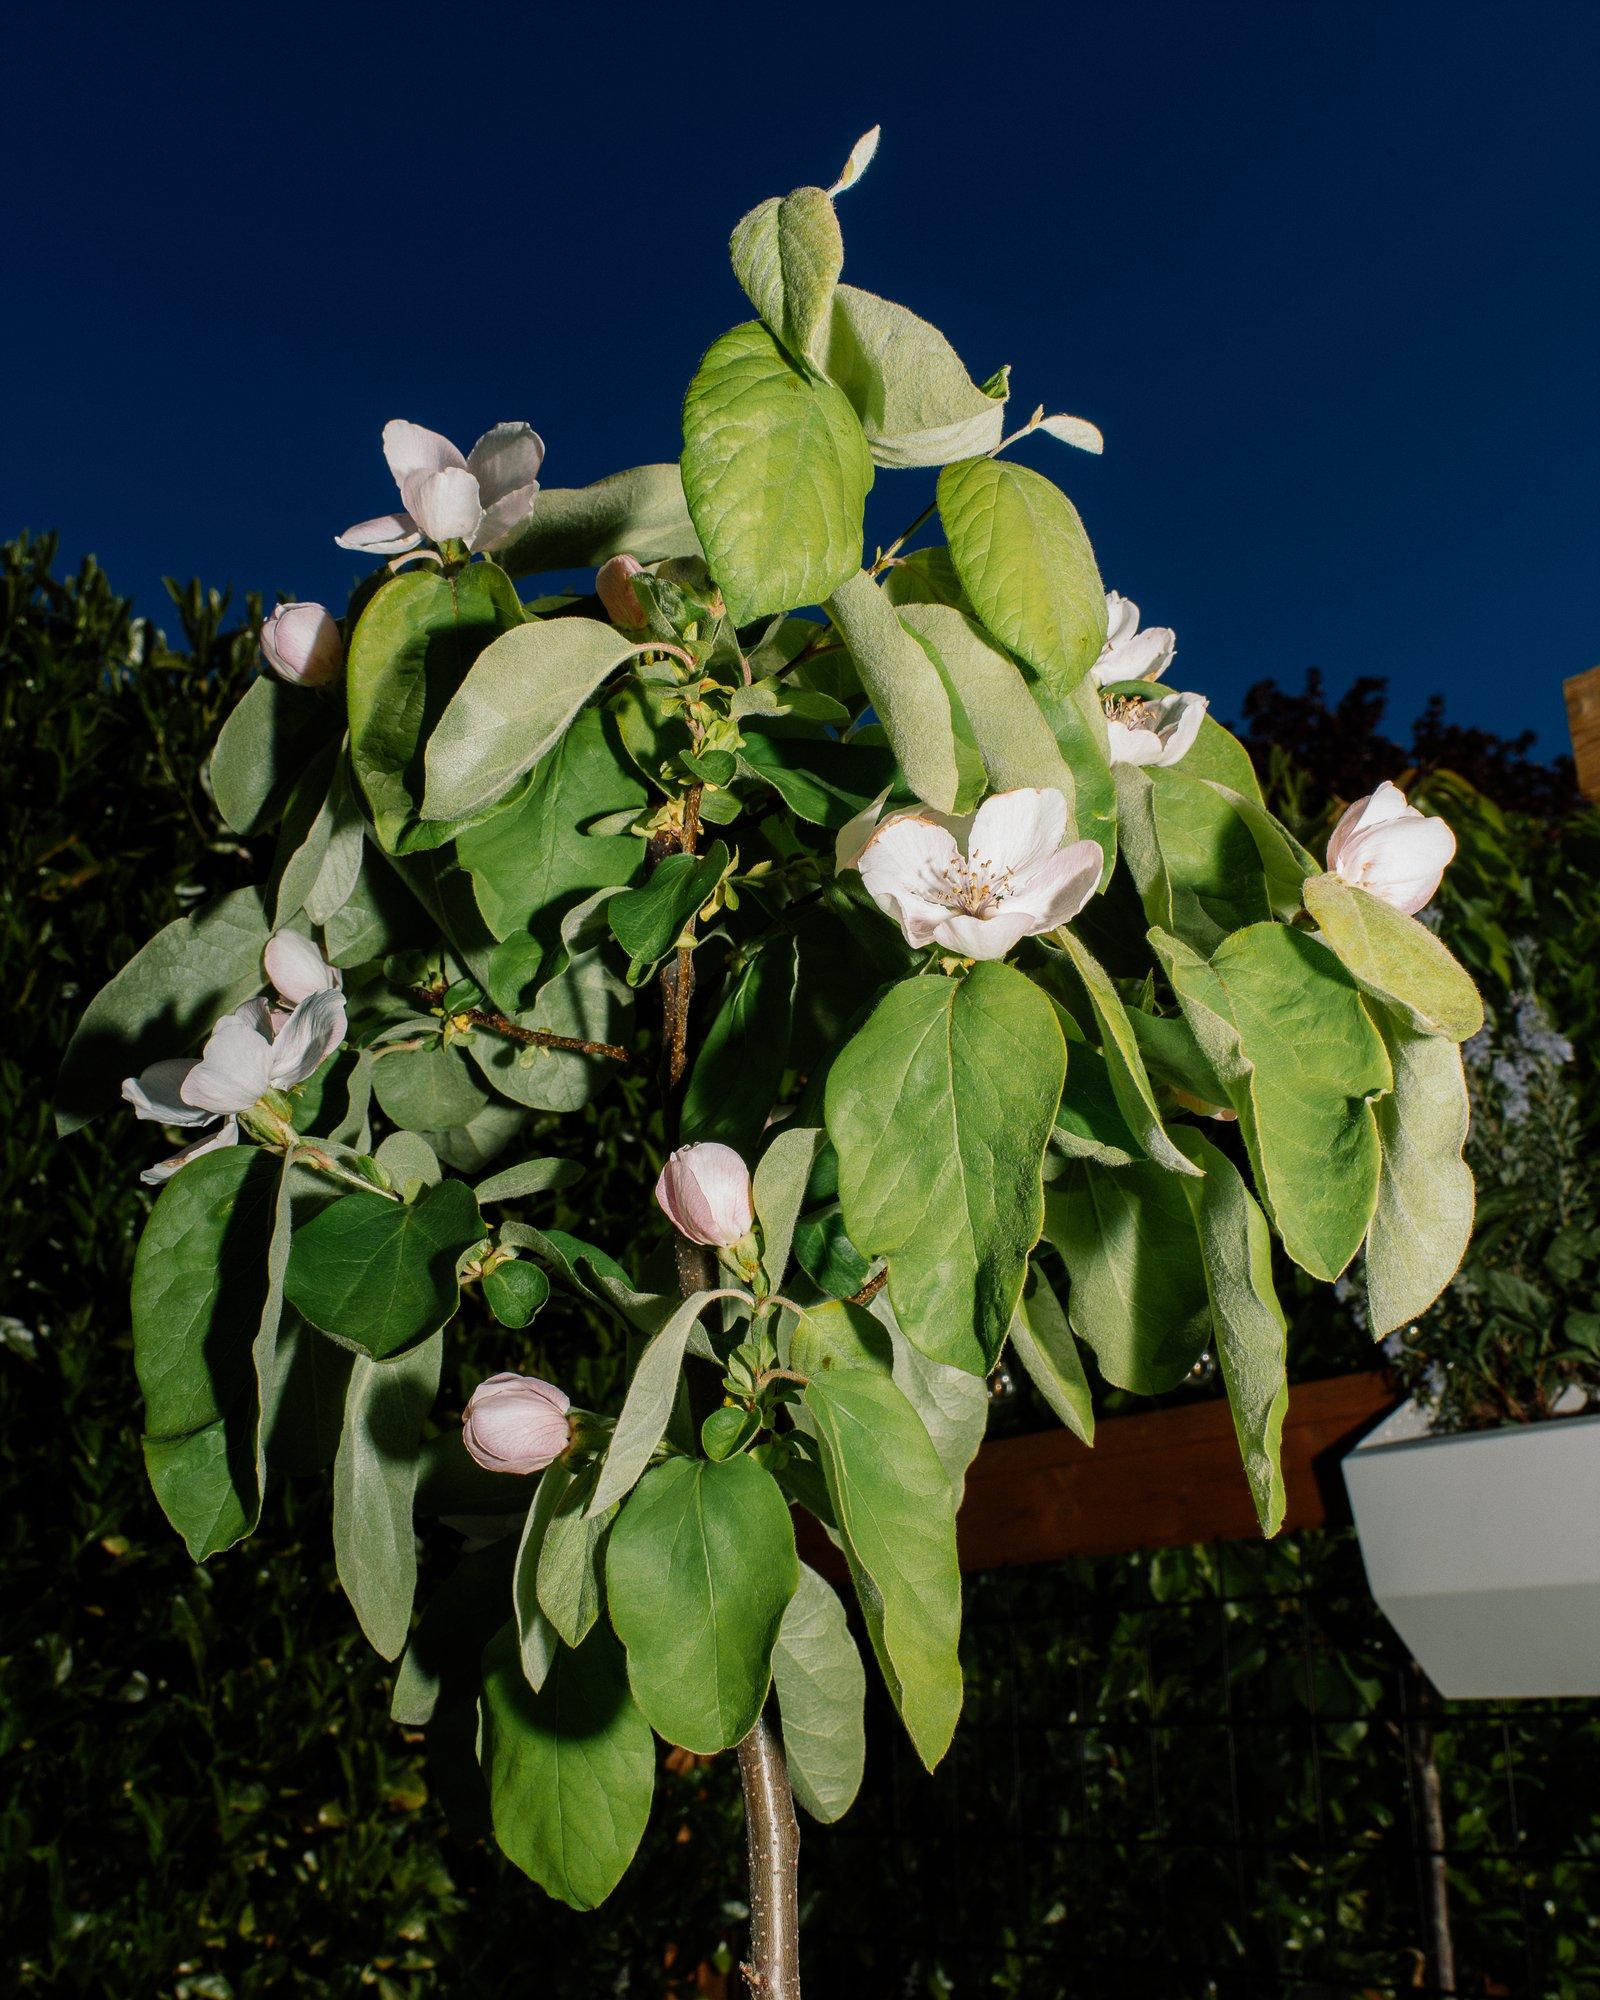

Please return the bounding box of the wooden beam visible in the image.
[1566,664,1600,804]
[797,1371,1397,1579]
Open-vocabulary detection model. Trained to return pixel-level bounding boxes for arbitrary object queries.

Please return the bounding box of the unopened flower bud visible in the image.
[654,1142,755,1248]
[461,1372,572,1475]
[261,602,343,687]
[1326,780,1455,918]
[596,554,647,630]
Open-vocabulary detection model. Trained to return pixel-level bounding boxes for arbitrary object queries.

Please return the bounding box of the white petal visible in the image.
[966,788,1069,876]
[1104,592,1139,647]
[122,1058,207,1126]
[1105,717,1167,767]
[335,512,422,554]
[268,988,348,1089]
[140,1119,239,1185]
[857,815,963,937]
[1007,839,1104,931]
[1149,692,1208,767]
[399,465,482,545]
[1116,625,1177,683]
[466,422,545,504]
[1340,816,1456,916]
[382,419,467,489]
[264,930,338,1006]
[469,481,541,552]
[933,908,1040,960]
[182,1014,276,1114]
[1326,780,1413,872]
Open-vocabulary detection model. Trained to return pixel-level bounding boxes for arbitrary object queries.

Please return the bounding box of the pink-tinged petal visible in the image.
[140,1118,239,1186]
[264,930,339,1006]
[1148,691,1207,767]
[596,554,648,630]
[182,1013,276,1114]
[466,422,545,504]
[469,481,541,553]
[122,1058,208,1126]
[261,602,343,687]
[402,465,482,545]
[335,512,422,554]
[967,788,1070,876]
[268,988,348,1090]
[654,1142,755,1247]
[1105,717,1167,766]
[382,419,467,489]
[857,814,964,944]
[1339,815,1456,916]
[1008,838,1104,931]
[1327,780,1413,870]
[462,1372,572,1474]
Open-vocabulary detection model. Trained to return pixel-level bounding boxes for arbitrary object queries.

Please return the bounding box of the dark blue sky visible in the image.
[6,2,1596,749]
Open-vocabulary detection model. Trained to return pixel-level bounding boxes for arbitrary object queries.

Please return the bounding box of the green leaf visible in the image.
[1049,929,1200,1177]
[346,561,524,853]
[262,1313,355,1475]
[1007,1266,1094,1444]
[372,1043,490,1132]
[803,1368,962,1771]
[512,1463,570,1692]
[729,186,843,365]
[423,617,640,825]
[1169,1126,1290,1535]
[480,1621,654,1910]
[1365,1012,1475,1337]
[682,320,873,625]
[751,1124,825,1295]
[735,728,896,828]
[537,1462,615,1648]
[824,569,964,814]
[771,1563,866,1823]
[607,844,728,980]
[284,1179,483,1359]
[898,602,1077,796]
[1152,924,1393,1281]
[473,1155,583,1204]
[826,963,1065,1374]
[702,1404,761,1459]
[938,457,1106,692]
[495,463,700,580]
[587,1290,722,1515]
[212,673,339,837]
[457,708,647,941]
[1303,871,1483,1043]
[1033,675,1118,878]
[332,1332,443,1659]
[792,1203,872,1299]
[818,284,1006,467]
[682,941,799,1156]
[1138,766,1274,947]
[142,1427,255,1567]
[607,1456,798,1753]
[57,885,270,1134]
[1044,1163,1212,1393]
[484,1259,550,1328]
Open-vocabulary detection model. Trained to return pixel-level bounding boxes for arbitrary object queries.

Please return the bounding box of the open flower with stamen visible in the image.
[1090,591,1176,686]
[1103,688,1208,768]
[1326,780,1456,916]
[336,419,544,556]
[121,932,347,1183]
[856,788,1102,960]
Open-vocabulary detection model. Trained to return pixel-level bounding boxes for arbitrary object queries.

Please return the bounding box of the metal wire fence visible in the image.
[794,1528,1600,1999]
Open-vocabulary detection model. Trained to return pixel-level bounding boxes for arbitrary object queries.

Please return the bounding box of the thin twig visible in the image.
[412,988,632,1064]
[846,1266,888,1306]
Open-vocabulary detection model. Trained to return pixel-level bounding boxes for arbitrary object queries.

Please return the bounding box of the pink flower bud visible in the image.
[261,602,343,687]
[596,554,647,630]
[654,1142,755,1248]
[1326,780,1456,917]
[461,1372,572,1475]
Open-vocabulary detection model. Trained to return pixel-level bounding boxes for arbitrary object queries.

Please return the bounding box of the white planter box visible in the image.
[1343,1401,1600,1698]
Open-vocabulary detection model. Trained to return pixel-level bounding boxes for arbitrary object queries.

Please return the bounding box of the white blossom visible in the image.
[855,787,1101,960]
[654,1143,755,1248]
[1090,591,1176,687]
[1103,689,1208,768]
[336,419,544,556]
[1326,780,1456,917]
